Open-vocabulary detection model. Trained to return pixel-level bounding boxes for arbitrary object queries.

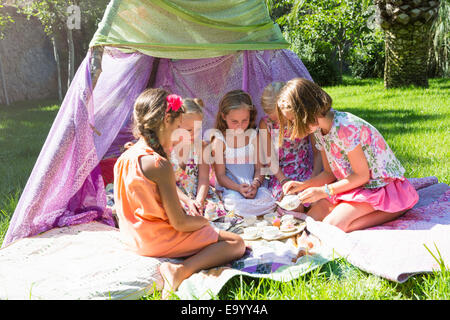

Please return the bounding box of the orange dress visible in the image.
[113,139,219,258]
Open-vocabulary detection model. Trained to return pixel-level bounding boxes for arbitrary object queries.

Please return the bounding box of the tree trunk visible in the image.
[337,44,344,80]
[0,43,9,106]
[52,36,63,101]
[89,46,103,90]
[384,22,432,88]
[375,0,441,88]
[67,28,75,89]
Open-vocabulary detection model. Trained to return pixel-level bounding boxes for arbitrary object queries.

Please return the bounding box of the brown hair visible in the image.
[260,81,286,114]
[215,90,257,134]
[182,98,204,116]
[131,88,184,158]
[277,78,332,143]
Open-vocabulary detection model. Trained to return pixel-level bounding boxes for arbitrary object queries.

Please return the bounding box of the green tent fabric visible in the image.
[89,0,289,59]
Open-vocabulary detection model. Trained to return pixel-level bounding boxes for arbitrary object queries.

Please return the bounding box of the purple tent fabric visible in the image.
[3,47,312,247]
[105,49,313,158]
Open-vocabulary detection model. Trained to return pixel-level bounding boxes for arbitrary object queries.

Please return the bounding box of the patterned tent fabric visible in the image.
[90,0,289,59]
[2,0,313,247]
[2,47,312,247]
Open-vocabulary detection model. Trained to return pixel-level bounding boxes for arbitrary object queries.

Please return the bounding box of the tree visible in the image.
[0,4,14,105]
[428,0,449,77]
[375,0,441,88]
[15,0,108,99]
[273,0,373,81]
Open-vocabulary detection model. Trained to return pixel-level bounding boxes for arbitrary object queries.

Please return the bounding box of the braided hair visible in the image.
[131,88,184,158]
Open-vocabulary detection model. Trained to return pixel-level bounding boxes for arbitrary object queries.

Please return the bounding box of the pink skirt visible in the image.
[329,178,419,213]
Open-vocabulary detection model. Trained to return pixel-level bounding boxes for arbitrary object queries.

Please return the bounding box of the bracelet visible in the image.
[280,178,291,186]
[324,184,332,198]
[253,177,262,187]
[329,184,335,196]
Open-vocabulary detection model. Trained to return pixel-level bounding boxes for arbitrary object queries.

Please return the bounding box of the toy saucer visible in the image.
[241,232,261,241]
[261,231,284,241]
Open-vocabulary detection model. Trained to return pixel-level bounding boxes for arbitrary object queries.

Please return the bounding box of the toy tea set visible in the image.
[240,194,305,241]
[204,194,305,241]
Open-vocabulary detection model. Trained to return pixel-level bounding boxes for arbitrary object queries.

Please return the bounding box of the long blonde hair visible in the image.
[261,81,286,114]
[277,78,332,144]
[215,90,257,134]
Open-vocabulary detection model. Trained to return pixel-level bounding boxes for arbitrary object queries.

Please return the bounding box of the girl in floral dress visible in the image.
[259,82,322,202]
[279,78,419,232]
[170,98,227,220]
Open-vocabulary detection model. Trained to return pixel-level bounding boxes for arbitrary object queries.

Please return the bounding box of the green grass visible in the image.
[0,78,449,300]
[325,77,450,184]
[0,99,60,243]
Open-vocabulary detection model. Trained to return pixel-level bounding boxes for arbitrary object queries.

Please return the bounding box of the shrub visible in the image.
[348,30,385,79]
[286,30,341,86]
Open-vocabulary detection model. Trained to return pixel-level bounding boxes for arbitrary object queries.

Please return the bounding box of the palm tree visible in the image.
[429,0,449,77]
[375,0,441,88]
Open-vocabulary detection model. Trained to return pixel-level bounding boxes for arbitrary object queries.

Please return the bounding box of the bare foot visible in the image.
[158,262,188,300]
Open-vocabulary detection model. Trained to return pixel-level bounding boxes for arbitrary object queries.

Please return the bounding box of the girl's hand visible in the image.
[298,187,328,204]
[250,180,260,190]
[238,184,251,198]
[194,198,205,215]
[282,181,307,195]
[245,185,257,199]
[186,198,202,216]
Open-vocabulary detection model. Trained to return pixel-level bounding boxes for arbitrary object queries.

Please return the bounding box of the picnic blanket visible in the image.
[0,177,447,300]
[0,220,330,300]
[175,177,450,298]
[305,176,450,283]
[0,222,173,300]
[175,234,334,299]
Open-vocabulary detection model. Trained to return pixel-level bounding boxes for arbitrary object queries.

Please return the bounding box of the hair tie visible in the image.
[166,94,183,113]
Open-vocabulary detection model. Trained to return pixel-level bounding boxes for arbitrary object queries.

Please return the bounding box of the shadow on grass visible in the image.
[0,99,60,110]
[341,77,382,87]
[428,77,450,87]
[340,107,443,135]
[326,76,449,90]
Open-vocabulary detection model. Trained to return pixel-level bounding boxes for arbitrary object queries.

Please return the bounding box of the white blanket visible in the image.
[0,222,170,300]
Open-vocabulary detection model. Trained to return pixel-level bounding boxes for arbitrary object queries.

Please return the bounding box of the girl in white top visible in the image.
[211,90,276,217]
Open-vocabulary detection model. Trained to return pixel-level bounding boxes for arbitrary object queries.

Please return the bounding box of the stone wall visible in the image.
[0,6,57,104]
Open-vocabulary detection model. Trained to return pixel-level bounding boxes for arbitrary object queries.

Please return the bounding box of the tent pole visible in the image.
[242,51,249,92]
[88,46,104,137]
[90,46,104,90]
[147,57,161,88]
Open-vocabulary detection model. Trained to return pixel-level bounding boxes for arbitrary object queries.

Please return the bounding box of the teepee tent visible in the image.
[2,0,312,247]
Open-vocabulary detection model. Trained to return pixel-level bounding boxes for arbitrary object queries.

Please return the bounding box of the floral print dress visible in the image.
[262,116,314,200]
[312,110,418,212]
[313,111,406,189]
[170,145,227,218]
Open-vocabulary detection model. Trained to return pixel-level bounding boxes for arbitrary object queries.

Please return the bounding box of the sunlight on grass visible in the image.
[30,104,60,112]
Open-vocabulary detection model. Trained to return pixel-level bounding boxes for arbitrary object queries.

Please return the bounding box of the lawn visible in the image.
[0,77,449,300]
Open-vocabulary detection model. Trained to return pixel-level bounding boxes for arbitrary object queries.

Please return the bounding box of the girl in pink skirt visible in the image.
[278,78,419,232]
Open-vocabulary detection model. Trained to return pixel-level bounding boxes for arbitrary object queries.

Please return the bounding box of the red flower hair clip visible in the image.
[166,94,183,113]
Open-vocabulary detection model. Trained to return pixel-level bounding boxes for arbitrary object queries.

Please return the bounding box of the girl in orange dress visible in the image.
[114,89,245,297]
